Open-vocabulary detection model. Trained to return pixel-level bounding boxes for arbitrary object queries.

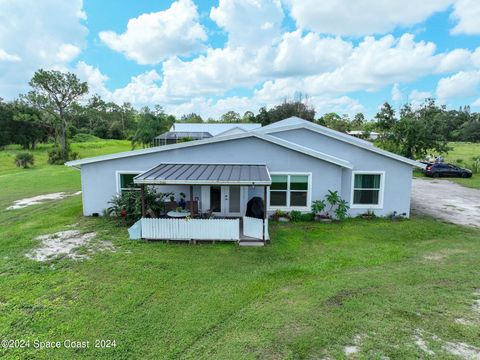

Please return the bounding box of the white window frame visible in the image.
[267,172,312,211]
[350,171,385,209]
[115,170,143,194]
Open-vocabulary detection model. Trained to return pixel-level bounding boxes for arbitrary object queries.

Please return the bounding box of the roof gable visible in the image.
[260,119,425,168]
[65,130,353,169]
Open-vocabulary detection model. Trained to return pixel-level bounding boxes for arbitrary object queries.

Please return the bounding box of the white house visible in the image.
[66,117,424,243]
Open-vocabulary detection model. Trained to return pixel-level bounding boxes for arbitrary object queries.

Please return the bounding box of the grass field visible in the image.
[0,140,479,359]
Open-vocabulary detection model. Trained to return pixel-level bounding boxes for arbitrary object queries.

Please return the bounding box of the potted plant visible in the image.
[272,209,290,222]
[311,199,331,222]
[169,194,175,202]
[178,192,186,209]
[360,209,376,219]
[334,199,350,220]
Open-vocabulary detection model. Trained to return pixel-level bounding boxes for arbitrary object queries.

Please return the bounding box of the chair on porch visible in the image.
[186,200,199,217]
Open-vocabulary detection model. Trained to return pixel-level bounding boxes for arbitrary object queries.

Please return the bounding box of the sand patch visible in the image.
[344,334,365,356]
[423,249,466,261]
[413,329,435,355]
[455,318,474,326]
[26,230,113,262]
[415,328,480,358]
[7,191,82,210]
[443,342,480,359]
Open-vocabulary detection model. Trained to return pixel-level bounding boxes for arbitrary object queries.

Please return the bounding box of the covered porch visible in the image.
[129,163,271,245]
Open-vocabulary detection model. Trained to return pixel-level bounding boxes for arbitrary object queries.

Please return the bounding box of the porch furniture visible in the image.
[134,163,271,242]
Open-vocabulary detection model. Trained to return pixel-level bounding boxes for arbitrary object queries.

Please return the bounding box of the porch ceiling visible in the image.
[134,163,272,186]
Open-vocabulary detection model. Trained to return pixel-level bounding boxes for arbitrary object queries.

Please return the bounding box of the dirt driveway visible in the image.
[411,178,480,227]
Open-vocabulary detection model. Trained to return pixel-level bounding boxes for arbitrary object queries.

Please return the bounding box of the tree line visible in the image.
[0,69,479,163]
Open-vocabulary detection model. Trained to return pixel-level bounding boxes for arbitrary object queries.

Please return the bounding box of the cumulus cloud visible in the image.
[0,0,87,98]
[285,0,453,36]
[210,0,284,47]
[436,71,480,100]
[450,0,480,35]
[436,48,474,73]
[391,83,403,103]
[409,89,432,107]
[99,0,207,65]
[0,49,21,62]
[273,31,352,75]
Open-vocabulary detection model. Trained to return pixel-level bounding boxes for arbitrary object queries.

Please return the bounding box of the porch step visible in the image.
[238,240,265,247]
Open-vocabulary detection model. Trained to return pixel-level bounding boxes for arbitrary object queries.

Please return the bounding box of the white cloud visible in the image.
[436,71,480,99]
[409,89,432,107]
[210,0,284,47]
[391,83,403,103]
[273,31,352,75]
[436,48,473,73]
[473,98,480,107]
[285,0,453,36]
[75,61,110,98]
[56,43,81,62]
[160,47,266,98]
[0,0,87,98]
[450,0,480,35]
[99,0,207,65]
[0,49,21,62]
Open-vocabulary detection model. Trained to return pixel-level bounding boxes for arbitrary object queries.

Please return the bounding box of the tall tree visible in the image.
[221,111,241,123]
[26,69,88,160]
[132,106,174,148]
[375,102,397,132]
[180,113,203,123]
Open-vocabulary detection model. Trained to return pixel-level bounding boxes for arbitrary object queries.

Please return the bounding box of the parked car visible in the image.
[424,163,472,178]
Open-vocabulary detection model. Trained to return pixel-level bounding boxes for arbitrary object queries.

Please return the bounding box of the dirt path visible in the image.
[411,178,480,227]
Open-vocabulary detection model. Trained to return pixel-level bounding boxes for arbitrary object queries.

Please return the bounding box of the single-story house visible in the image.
[153,123,262,146]
[66,117,424,243]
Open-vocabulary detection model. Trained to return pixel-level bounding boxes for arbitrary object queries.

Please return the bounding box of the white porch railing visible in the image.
[243,216,269,240]
[140,218,240,241]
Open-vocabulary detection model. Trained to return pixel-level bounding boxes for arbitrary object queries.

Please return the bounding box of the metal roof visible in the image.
[134,163,272,185]
[154,131,213,140]
[170,123,261,136]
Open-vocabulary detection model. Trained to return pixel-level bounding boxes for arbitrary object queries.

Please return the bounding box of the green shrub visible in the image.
[72,133,102,143]
[107,188,173,225]
[14,152,34,168]
[289,210,302,222]
[300,212,315,221]
[48,147,79,165]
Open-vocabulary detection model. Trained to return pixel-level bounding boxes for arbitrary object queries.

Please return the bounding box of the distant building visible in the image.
[347,130,379,141]
[154,123,262,146]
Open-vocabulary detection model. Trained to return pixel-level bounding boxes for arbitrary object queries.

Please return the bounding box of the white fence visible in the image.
[141,218,240,241]
[243,216,269,240]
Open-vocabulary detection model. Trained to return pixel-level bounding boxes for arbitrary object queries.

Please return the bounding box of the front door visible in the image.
[209,186,243,216]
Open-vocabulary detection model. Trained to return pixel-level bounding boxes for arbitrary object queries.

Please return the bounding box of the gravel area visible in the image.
[411,178,480,227]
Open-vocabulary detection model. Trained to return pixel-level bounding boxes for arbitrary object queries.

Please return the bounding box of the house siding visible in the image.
[270,128,414,217]
[79,136,343,216]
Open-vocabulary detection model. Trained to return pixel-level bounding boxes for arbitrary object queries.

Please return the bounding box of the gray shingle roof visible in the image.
[134,163,271,185]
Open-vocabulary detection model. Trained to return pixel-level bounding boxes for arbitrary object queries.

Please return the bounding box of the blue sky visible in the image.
[1,0,480,119]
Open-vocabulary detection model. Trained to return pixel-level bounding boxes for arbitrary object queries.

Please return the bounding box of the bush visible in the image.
[289,210,302,222]
[14,152,34,168]
[107,187,173,225]
[72,133,102,143]
[48,147,79,165]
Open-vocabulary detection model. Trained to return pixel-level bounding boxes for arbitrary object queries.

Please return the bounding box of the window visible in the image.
[352,172,384,207]
[269,174,310,209]
[118,172,140,193]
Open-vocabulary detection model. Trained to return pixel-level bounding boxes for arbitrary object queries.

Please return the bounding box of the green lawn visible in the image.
[0,140,479,359]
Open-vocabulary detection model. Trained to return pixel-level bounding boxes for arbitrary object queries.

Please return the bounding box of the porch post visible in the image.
[140,184,146,218]
[263,185,267,242]
[189,185,194,215]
